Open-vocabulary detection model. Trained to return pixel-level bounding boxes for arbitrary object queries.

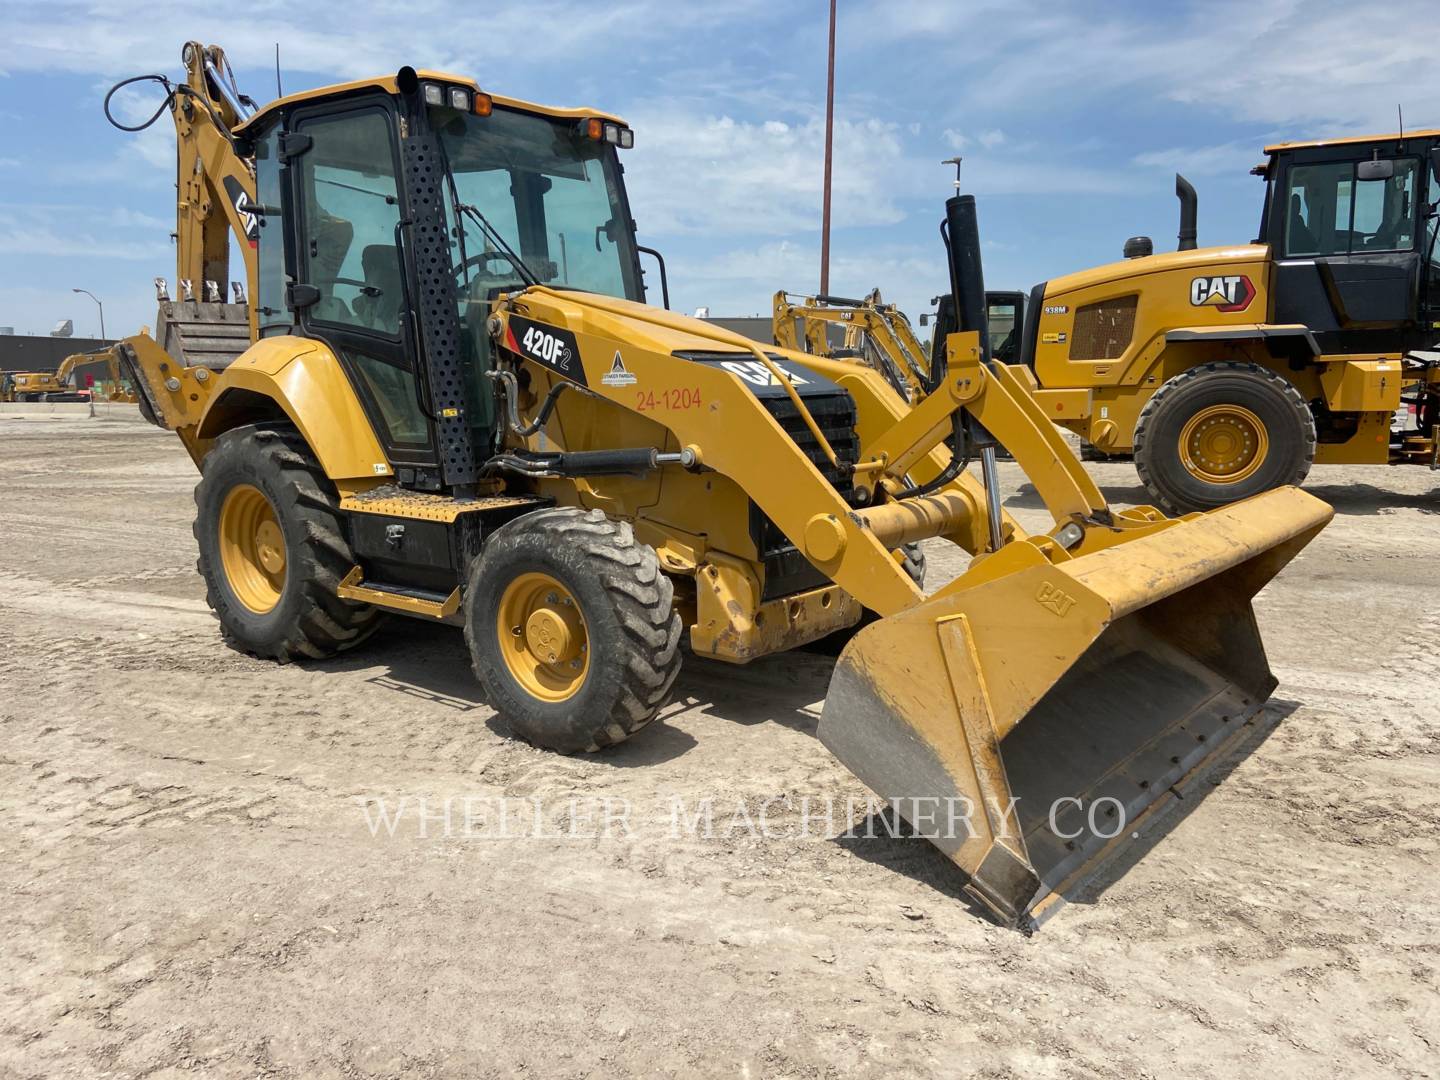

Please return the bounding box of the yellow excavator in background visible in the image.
[108,42,1330,926]
[1,350,136,403]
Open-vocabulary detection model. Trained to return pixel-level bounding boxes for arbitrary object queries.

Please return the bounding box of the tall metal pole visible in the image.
[819,0,836,295]
[72,288,106,340]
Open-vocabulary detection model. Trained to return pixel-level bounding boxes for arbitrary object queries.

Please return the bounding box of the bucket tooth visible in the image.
[819,486,1332,925]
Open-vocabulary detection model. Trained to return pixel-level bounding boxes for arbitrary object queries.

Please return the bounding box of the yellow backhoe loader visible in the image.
[772,288,1029,403]
[975,138,1440,512]
[108,43,1331,926]
[773,288,936,403]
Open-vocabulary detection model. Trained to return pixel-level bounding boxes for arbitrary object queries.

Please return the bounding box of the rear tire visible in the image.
[194,424,384,660]
[1133,362,1315,514]
[465,507,683,753]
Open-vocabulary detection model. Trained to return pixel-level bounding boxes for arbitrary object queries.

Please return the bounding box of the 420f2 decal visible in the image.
[504,316,587,385]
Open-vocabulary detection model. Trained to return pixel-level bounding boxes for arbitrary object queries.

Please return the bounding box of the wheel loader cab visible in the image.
[1258,134,1440,354]
[241,73,644,489]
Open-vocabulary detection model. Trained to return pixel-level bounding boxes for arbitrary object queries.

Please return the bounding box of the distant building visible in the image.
[0,334,113,372]
[702,316,774,344]
[703,316,846,350]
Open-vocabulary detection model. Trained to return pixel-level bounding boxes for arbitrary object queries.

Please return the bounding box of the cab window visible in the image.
[253,125,294,339]
[1285,159,1419,257]
[296,108,405,336]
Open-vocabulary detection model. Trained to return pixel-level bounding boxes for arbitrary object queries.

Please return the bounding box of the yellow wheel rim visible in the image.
[218,483,287,614]
[1179,404,1269,485]
[496,571,589,702]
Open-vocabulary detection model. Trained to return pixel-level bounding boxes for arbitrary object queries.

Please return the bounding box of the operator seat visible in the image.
[1287,193,1318,255]
[310,211,355,323]
[353,245,403,332]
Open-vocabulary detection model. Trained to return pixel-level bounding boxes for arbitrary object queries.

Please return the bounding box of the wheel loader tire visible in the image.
[193,424,384,661]
[1133,362,1315,514]
[465,507,683,754]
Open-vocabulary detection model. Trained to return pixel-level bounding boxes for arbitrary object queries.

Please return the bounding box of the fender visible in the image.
[1164,323,1320,356]
[196,336,393,484]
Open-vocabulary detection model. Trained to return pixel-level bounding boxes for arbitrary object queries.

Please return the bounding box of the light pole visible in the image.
[819,0,836,295]
[72,288,106,340]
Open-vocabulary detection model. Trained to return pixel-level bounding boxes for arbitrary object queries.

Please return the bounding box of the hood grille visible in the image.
[1070,295,1138,360]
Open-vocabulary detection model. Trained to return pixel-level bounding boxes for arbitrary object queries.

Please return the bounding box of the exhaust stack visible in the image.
[1176,173,1198,251]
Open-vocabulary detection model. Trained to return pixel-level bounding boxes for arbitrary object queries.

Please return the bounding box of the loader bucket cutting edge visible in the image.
[818,486,1332,926]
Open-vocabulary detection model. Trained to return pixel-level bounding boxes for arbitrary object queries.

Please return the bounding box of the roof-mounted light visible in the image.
[422,82,444,106]
[580,117,634,148]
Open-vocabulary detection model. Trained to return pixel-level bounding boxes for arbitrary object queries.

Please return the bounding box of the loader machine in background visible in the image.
[993,137,1440,513]
[110,43,1330,925]
[772,288,1027,404]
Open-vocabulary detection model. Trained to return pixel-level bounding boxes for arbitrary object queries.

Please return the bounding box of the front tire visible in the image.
[465,508,683,753]
[1133,362,1315,514]
[194,424,383,660]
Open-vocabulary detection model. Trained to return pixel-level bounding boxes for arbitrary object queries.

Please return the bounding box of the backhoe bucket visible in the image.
[819,486,1332,926]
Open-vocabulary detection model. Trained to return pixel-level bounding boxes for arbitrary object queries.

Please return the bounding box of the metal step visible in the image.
[336,566,460,619]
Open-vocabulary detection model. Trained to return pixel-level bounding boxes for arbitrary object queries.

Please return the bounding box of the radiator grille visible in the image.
[1070,295,1138,361]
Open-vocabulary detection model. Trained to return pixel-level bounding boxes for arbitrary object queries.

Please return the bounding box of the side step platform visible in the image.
[337,488,552,621]
[337,567,461,620]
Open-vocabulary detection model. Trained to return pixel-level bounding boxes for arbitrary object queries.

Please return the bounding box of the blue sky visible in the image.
[1,0,1436,339]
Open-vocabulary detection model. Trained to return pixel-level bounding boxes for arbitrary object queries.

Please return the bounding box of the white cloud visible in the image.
[0,206,171,259]
[1132,141,1264,177]
[857,0,1440,133]
[625,111,914,236]
[674,239,942,324]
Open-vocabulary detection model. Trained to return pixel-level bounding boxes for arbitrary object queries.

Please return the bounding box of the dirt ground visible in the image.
[1,402,1437,1079]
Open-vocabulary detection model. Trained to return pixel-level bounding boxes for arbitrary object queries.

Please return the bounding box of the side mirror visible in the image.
[919,313,930,326]
[1358,158,1395,181]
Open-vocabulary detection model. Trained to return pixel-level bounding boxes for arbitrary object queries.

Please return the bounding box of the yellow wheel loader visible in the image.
[972,135,1440,513]
[109,43,1331,926]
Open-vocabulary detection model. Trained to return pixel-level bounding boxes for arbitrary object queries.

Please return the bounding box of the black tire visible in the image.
[465,507,683,753]
[900,541,926,590]
[1133,362,1315,514]
[194,424,384,660]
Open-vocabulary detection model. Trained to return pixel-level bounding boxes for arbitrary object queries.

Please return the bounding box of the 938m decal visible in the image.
[504,315,587,385]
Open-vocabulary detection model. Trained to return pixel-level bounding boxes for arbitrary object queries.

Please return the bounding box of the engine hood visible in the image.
[1046,244,1269,298]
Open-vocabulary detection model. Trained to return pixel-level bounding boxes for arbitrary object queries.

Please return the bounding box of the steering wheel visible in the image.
[453,250,520,281]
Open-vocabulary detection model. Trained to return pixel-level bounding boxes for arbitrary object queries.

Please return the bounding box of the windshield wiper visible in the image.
[431,130,540,291]
[455,201,541,289]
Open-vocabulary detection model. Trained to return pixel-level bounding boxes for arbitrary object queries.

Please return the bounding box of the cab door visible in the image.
[284,96,439,476]
[1270,146,1424,351]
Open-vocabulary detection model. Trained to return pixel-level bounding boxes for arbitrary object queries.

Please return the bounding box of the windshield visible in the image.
[431,104,642,310]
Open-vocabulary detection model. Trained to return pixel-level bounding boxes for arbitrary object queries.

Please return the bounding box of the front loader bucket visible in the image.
[818,486,1332,926]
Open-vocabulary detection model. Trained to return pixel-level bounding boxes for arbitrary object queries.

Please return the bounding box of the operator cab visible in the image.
[1257,131,1440,355]
[238,70,651,491]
